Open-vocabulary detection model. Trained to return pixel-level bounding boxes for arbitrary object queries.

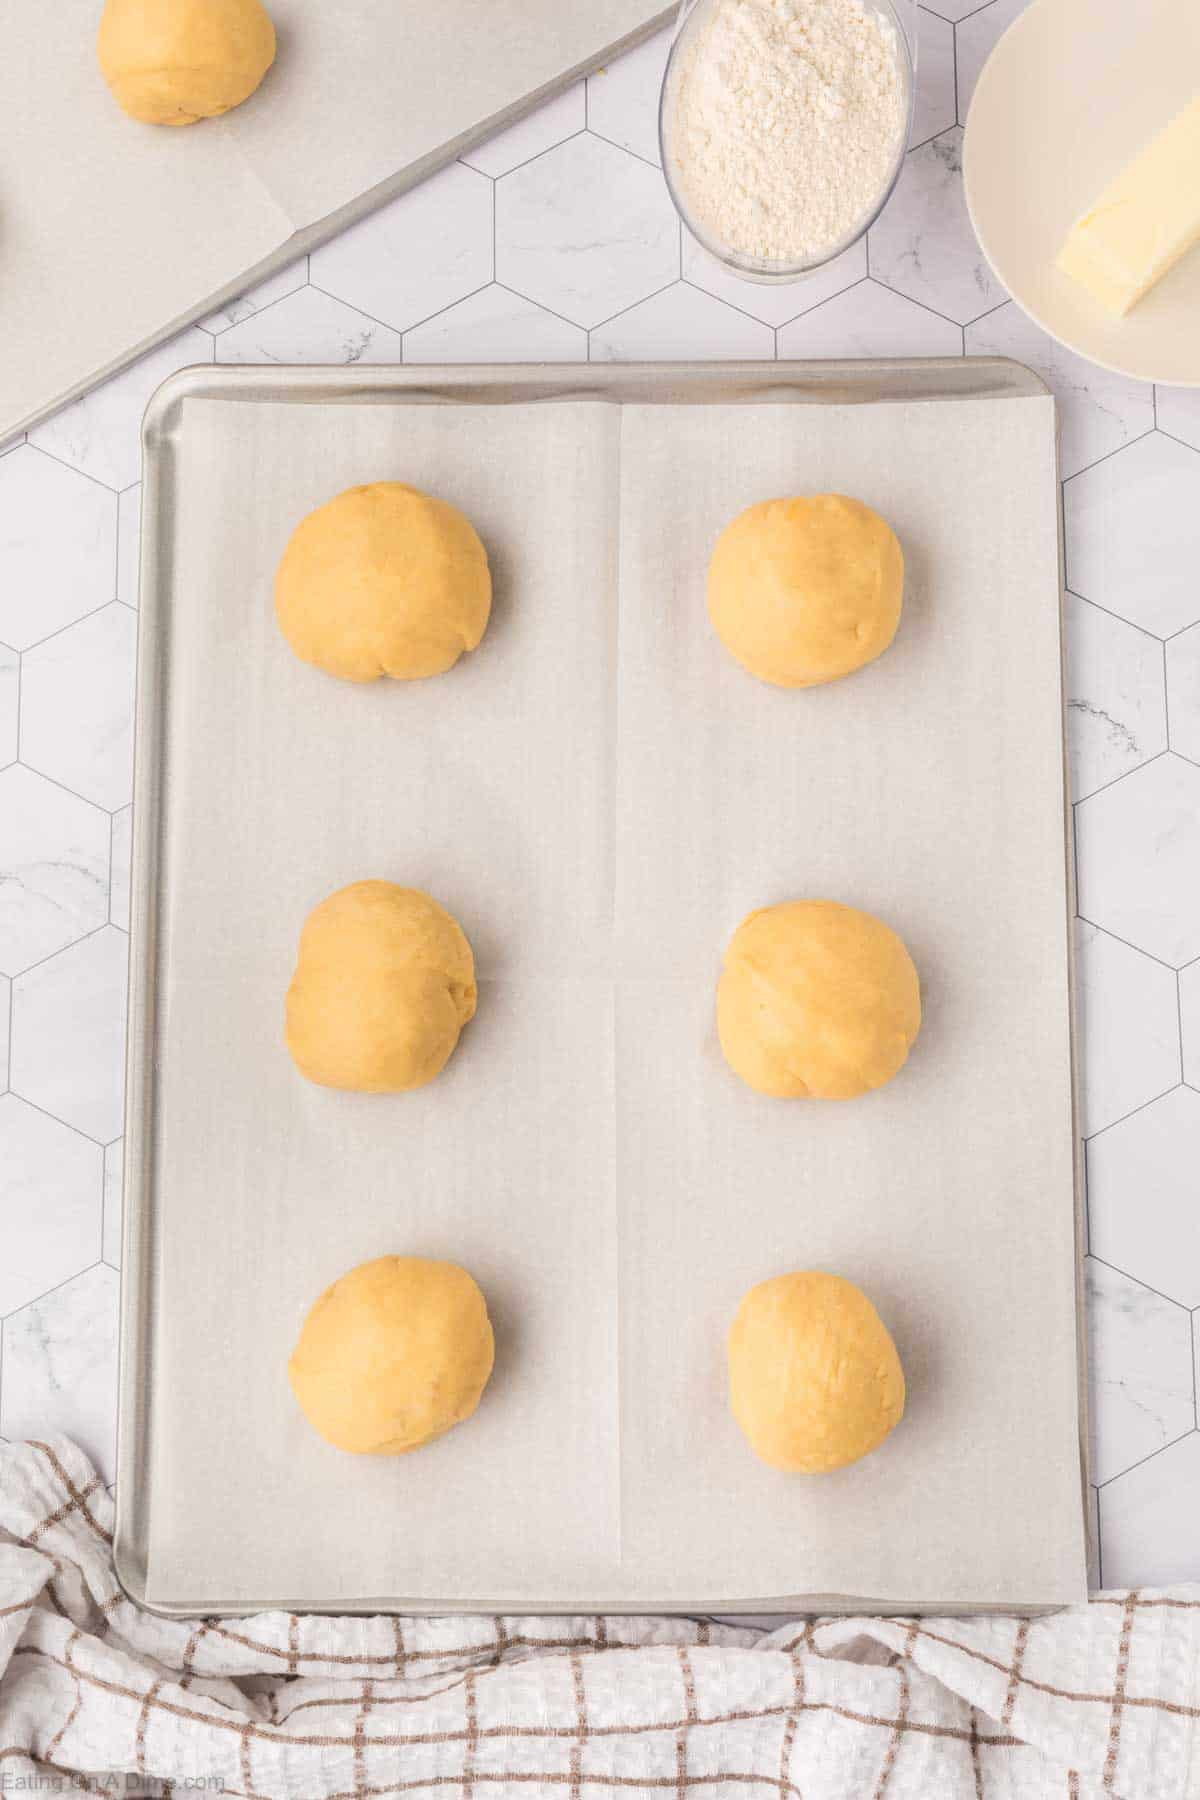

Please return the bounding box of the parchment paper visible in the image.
[0,0,666,443]
[141,387,1085,1610]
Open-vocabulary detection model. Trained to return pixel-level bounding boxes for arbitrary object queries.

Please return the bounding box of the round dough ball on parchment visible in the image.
[289,1256,495,1455]
[275,482,492,682]
[286,881,476,1092]
[729,1270,905,1473]
[708,494,903,687]
[717,900,920,1100]
[98,0,275,126]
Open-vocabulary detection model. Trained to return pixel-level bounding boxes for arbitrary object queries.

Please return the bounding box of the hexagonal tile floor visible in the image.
[2,0,1199,1591]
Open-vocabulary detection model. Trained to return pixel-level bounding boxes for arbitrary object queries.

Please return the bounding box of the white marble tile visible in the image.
[1099,1430,1200,1588]
[966,303,1155,482]
[19,603,137,813]
[0,1265,119,1483]
[0,766,110,978]
[0,1094,102,1316]
[496,133,678,328]
[954,0,1031,123]
[116,485,140,612]
[1065,593,1167,803]
[591,281,774,361]
[1076,755,1200,969]
[869,129,1005,324]
[462,85,585,178]
[1158,386,1200,454]
[587,29,672,167]
[28,328,212,493]
[311,162,493,333]
[0,645,17,768]
[201,257,308,334]
[102,1138,123,1268]
[404,284,587,364]
[684,233,866,329]
[1086,1256,1194,1486]
[1182,962,1200,1091]
[1074,921,1180,1139]
[0,447,117,651]
[910,9,956,146]
[0,974,8,1089]
[1065,433,1200,639]
[778,277,960,358]
[1088,1089,1200,1308]
[1167,623,1200,767]
[109,807,131,931]
[9,925,128,1144]
[218,285,404,366]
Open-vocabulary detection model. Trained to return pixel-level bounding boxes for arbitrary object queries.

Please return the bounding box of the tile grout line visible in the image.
[1087,1254,1194,1317]
[9,759,125,817]
[7,920,113,987]
[1063,424,1159,490]
[952,16,961,128]
[22,440,121,499]
[1074,906,1183,974]
[1095,1426,1199,1494]
[207,274,338,345]
[1085,1082,1184,1148]
[0,1257,107,1328]
[586,126,662,174]
[18,597,123,660]
[3,1090,113,1156]
[492,281,589,336]
[1066,587,1173,649]
[469,124,590,185]
[1156,425,1200,460]
[1075,747,1171,808]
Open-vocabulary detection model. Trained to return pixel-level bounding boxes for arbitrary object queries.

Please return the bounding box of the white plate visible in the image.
[964,0,1200,387]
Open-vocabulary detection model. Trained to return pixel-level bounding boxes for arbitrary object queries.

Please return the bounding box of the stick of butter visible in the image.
[1056,94,1200,316]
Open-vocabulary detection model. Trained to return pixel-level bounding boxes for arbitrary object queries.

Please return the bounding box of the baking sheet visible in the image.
[0,0,668,444]
[118,362,1085,1615]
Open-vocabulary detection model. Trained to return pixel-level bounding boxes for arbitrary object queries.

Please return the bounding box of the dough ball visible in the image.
[286,881,476,1092]
[717,900,920,1099]
[708,494,903,687]
[289,1256,495,1455]
[275,483,492,682]
[729,1271,905,1473]
[98,0,275,126]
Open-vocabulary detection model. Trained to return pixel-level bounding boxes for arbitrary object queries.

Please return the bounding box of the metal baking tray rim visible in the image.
[116,356,1085,1619]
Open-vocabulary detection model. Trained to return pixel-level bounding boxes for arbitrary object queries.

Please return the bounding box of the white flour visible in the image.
[671,0,907,263]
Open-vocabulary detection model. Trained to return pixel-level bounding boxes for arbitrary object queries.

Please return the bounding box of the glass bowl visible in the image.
[658,0,916,286]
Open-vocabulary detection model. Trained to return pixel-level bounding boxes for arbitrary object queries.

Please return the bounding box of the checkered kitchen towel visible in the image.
[1,1441,1197,1799]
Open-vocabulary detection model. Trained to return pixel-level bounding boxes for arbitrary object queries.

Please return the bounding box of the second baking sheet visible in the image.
[128,371,1083,1611]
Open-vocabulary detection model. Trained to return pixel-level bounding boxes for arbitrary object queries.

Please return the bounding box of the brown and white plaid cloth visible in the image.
[0,1440,1195,1800]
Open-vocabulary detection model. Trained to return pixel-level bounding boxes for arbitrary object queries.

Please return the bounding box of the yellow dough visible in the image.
[289,1256,495,1455]
[275,483,492,683]
[717,900,920,1100]
[98,0,275,126]
[286,881,476,1092]
[729,1271,905,1473]
[708,494,903,687]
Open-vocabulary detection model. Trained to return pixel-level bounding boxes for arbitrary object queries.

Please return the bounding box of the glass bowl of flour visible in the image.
[659,0,915,283]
